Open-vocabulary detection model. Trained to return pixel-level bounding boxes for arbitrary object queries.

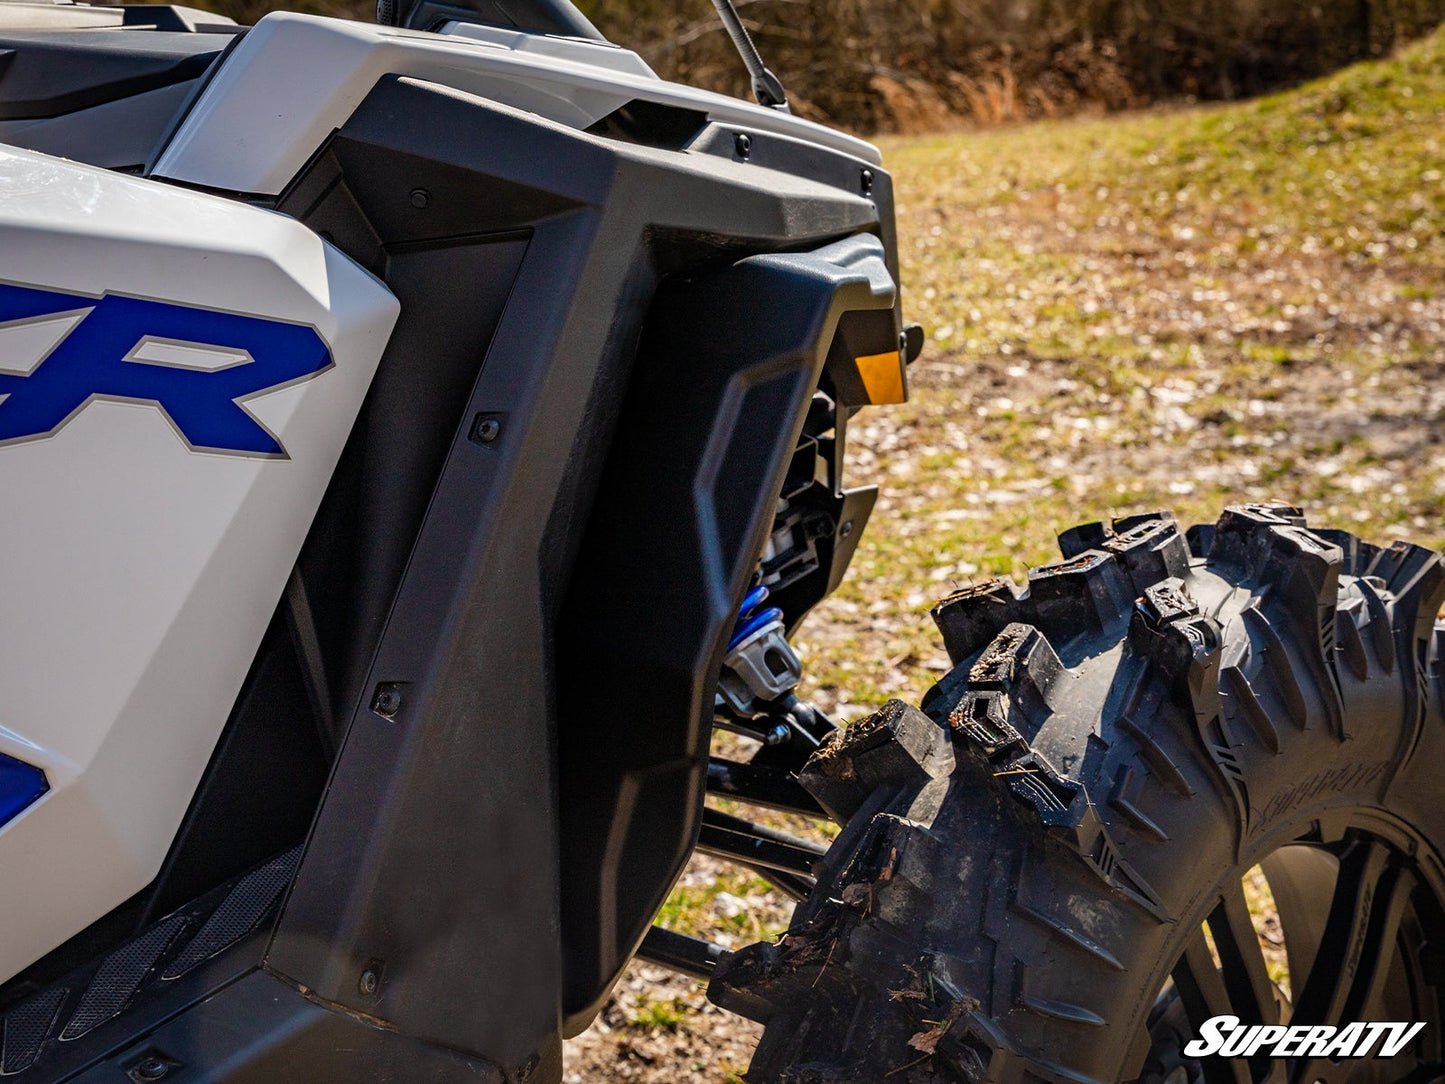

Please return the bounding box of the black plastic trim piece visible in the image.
[263,71,887,1068]
[0,30,229,120]
[0,851,303,1082]
[556,231,895,1030]
[71,971,506,1084]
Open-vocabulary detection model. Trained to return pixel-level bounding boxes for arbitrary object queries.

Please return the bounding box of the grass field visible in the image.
[562,27,1445,1082]
[804,23,1445,714]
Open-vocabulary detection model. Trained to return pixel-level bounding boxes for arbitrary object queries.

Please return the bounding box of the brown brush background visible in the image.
[184,0,1445,131]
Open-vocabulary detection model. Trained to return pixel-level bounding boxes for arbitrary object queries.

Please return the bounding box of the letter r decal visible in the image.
[0,282,332,457]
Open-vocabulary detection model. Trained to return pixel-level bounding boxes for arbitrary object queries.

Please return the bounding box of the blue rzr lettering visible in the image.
[0,282,332,457]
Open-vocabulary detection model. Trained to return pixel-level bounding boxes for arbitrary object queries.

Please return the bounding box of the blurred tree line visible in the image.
[190,0,1445,130]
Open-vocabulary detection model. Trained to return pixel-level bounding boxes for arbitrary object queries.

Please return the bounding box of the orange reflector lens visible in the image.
[854,350,906,405]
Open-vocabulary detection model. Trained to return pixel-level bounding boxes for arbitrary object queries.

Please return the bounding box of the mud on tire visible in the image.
[710,503,1445,1083]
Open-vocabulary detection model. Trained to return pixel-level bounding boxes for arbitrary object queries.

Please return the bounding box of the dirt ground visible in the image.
[563,38,1445,1080]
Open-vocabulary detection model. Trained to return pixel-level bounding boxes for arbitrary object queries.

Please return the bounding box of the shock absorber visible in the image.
[716,583,802,723]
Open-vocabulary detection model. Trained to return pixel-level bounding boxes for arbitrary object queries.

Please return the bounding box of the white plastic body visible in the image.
[0,145,399,985]
[151,11,882,196]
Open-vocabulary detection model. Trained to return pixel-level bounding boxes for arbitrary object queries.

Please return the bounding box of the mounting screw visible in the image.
[734,132,752,159]
[371,683,403,719]
[470,413,503,445]
[840,519,855,539]
[359,965,381,997]
[409,188,431,209]
[131,1058,170,1082]
[805,514,836,541]
[860,169,874,196]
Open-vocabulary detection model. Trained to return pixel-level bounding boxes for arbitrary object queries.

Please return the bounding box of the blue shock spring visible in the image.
[728,584,783,651]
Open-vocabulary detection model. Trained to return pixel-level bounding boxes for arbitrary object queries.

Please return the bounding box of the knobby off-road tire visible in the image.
[710,504,1445,1083]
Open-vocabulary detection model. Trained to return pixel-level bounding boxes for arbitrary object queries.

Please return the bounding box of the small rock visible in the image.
[711,892,746,919]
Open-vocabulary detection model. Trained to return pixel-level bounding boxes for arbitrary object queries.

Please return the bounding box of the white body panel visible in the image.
[151,11,882,196]
[0,146,398,984]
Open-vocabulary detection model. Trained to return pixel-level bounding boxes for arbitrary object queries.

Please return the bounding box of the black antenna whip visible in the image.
[707,0,790,111]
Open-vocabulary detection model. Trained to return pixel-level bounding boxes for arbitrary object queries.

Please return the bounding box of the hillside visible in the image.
[802,22,1445,713]
[564,29,1445,1082]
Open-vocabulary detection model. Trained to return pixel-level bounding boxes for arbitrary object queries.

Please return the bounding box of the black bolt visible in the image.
[133,1058,168,1081]
[359,966,381,996]
[840,519,855,539]
[734,132,752,159]
[472,416,501,443]
[860,169,874,196]
[409,188,431,209]
[372,684,402,719]
[805,515,835,541]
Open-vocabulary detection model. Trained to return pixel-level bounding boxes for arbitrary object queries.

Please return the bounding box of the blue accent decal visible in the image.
[0,752,47,830]
[0,282,332,457]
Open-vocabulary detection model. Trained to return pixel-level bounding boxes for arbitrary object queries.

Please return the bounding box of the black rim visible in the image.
[1144,824,1445,1084]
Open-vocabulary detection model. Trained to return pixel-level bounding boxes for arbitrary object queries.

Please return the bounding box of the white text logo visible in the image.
[1183,1015,1425,1058]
